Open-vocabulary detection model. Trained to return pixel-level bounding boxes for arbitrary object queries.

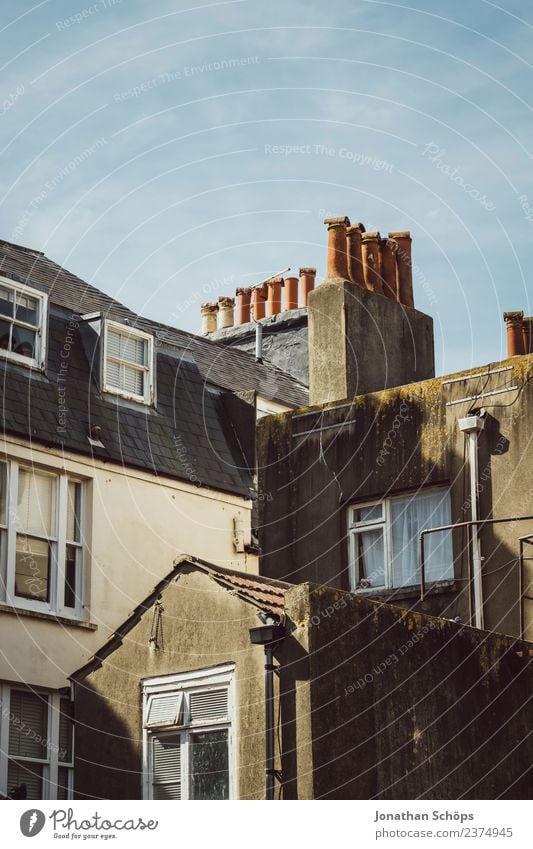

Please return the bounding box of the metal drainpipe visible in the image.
[264,644,275,800]
[458,412,486,629]
[253,318,263,363]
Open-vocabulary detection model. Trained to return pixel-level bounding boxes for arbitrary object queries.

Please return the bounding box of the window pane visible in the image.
[121,335,146,366]
[0,286,14,318]
[190,729,229,800]
[66,481,81,542]
[59,701,73,764]
[15,536,50,601]
[105,358,121,389]
[353,528,385,588]
[9,690,48,759]
[122,364,144,396]
[0,318,12,351]
[17,470,55,537]
[15,293,38,325]
[11,327,36,359]
[57,766,70,800]
[8,760,43,800]
[390,490,453,587]
[0,462,6,525]
[189,689,228,723]
[152,734,181,800]
[64,545,78,609]
[353,503,383,525]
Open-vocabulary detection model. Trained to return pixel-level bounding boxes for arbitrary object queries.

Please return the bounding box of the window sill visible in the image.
[353,579,457,603]
[0,603,97,630]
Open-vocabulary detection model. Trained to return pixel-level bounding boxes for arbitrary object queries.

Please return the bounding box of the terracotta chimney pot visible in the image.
[504,311,525,356]
[361,231,383,294]
[324,216,350,281]
[235,287,252,325]
[346,224,365,288]
[218,296,235,329]
[266,277,284,317]
[200,302,218,335]
[380,238,398,301]
[251,285,267,321]
[523,316,533,354]
[284,276,299,311]
[299,267,317,306]
[389,231,414,308]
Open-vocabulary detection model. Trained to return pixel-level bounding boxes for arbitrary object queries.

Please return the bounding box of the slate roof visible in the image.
[0,240,308,407]
[71,555,291,679]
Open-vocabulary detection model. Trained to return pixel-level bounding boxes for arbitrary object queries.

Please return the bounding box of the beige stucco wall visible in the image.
[74,568,269,800]
[0,435,255,689]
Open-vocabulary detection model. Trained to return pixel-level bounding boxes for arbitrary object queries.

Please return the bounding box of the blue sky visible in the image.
[0,0,532,375]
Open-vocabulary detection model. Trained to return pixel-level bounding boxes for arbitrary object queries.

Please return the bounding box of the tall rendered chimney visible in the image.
[380,237,398,301]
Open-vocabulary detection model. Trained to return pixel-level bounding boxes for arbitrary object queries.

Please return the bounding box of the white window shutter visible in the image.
[146,692,182,728]
[152,734,181,799]
[9,690,48,759]
[189,688,228,723]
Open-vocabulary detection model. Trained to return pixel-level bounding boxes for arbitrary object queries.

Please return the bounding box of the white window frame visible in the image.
[142,664,236,801]
[0,683,73,800]
[348,487,453,592]
[0,276,48,370]
[102,319,154,405]
[0,459,87,620]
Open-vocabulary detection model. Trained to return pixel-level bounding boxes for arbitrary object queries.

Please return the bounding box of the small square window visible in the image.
[0,278,47,369]
[103,321,154,405]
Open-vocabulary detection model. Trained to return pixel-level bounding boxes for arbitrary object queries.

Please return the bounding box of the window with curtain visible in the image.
[0,459,86,617]
[0,685,74,800]
[0,277,47,368]
[103,321,153,404]
[143,665,234,800]
[348,488,453,591]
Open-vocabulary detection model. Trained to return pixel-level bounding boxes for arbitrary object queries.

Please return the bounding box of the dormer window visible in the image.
[103,320,154,405]
[0,277,47,369]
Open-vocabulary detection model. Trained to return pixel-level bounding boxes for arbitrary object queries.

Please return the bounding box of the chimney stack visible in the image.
[346,223,366,288]
[200,302,218,335]
[324,216,350,281]
[284,276,299,310]
[251,285,267,320]
[523,317,533,354]
[504,311,526,356]
[380,237,398,301]
[361,232,384,294]
[389,231,414,308]
[218,296,235,329]
[235,287,252,325]
[299,267,317,306]
[266,277,283,317]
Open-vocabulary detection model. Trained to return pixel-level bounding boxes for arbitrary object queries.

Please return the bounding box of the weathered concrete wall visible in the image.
[308,280,434,405]
[258,356,533,637]
[73,568,269,800]
[210,310,309,385]
[282,583,533,799]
